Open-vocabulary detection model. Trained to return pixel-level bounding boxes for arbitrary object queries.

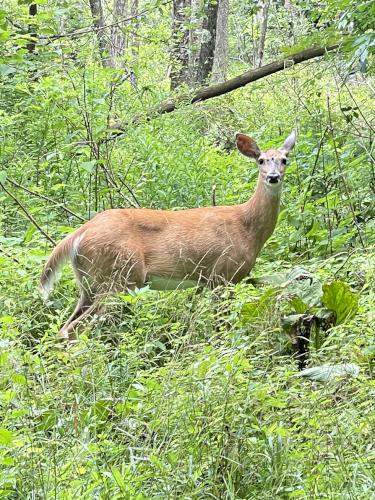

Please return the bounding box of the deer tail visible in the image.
[40,230,82,300]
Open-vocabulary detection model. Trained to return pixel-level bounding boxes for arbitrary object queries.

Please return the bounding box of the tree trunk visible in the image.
[129,0,140,61]
[188,0,200,82]
[89,0,111,67]
[170,0,191,89]
[256,0,270,68]
[211,0,229,83]
[26,3,37,54]
[108,0,128,68]
[195,0,219,85]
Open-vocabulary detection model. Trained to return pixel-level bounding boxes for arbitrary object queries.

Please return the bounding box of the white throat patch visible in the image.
[265,181,283,196]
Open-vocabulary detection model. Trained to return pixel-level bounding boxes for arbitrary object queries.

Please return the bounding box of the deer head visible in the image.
[236,130,296,192]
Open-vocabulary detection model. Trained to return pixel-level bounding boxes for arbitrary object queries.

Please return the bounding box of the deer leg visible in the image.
[58,292,95,340]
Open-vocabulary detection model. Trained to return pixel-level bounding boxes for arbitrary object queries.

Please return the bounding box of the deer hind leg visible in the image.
[58,290,97,340]
[57,259,100,340]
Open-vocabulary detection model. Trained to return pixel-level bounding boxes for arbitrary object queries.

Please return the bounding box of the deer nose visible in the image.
[267,173,281,184]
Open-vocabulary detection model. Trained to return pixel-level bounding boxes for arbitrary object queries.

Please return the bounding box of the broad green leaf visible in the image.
[80,160,96,173]
[0,64,16,76]
[23,224,36,244]
[0,428,14,445]
[322,281,359,324]
[289,296,309,313]
[0,170,7,183]
[298,364,360,382]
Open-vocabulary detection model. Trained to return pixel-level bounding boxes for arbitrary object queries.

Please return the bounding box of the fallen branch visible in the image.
[110,44,338,133]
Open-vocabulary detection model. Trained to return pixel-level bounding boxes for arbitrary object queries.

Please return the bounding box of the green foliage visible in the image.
[0,0,374,497]
[322,280,359,324]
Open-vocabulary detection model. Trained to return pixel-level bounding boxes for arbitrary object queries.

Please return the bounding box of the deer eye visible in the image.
[281,158,287,165]
[258,158,264,165]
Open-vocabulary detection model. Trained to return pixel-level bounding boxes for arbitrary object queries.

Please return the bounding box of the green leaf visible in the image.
[322,281,359,324]
[0,64,16,76]
[290,296,309,314]
[110,466,126,490]
[80,160,96,173]
[297,363,360,382]
[0,428,14,445]
[23,224,36,244]
[241,287,277,321]
[0,170,7,183]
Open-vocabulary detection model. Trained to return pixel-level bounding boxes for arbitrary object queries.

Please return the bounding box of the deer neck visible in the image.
[242,176,282,251]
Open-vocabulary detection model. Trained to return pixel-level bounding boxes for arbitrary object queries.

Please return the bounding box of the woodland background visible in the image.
[0,0,374,498]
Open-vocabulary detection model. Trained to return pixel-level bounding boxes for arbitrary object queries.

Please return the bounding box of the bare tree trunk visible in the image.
[129,0,140,61]
[188,0,200,82]
[26,3,37,54]
[256,0,270,68]
[89,0,111,67]
[108,0,128,68]
[195,0,219,85]
[170,0,191,89]
[284,0,296,44]
[211,0,229,83]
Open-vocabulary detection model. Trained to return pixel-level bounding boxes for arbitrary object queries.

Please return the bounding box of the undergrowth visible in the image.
[0,248,374,498]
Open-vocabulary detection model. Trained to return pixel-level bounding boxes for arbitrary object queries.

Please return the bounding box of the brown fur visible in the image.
[40,131,296,338]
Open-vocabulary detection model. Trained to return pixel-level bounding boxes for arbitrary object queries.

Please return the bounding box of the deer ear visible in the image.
[236,133,261,160]
[281,129,297,153]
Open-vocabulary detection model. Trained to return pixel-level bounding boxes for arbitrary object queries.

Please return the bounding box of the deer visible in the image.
[41,130,296,339]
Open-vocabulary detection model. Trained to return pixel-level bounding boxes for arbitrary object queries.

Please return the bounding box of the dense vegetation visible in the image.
[0,0,374,498]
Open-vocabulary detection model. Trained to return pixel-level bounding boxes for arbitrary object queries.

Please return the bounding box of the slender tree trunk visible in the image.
[195,0,219,85]
[108,0,128,68]
[89,0,111,67]
[211,0,229,83]
[170,0,191,89]
[26,3,37,54]
[256,0,270,68]
[188,0,200,82]
[129,0,140,61]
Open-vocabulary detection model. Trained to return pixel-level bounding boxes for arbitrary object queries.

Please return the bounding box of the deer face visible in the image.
[236,130,296,190]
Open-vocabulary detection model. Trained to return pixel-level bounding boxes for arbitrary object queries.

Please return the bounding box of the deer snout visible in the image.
[266,173,281,184]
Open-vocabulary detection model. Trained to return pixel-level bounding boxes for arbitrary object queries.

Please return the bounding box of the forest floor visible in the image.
[0,243,374,499]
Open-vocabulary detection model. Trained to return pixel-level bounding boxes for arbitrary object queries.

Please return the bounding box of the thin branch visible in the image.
[211,185,216,206]
[7,178,86,222]
[301,126,329,211]
[39,6,163,42]
[0,247,21,264]
[1,183,56,246]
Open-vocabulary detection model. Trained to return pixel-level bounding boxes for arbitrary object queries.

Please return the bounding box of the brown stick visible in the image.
[7,178,86,222]
[1,183,56,246]
[0,247,20,264]
[109,44,338,133]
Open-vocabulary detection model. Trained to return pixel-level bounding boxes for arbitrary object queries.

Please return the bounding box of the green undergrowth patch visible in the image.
[0,248,374,498]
